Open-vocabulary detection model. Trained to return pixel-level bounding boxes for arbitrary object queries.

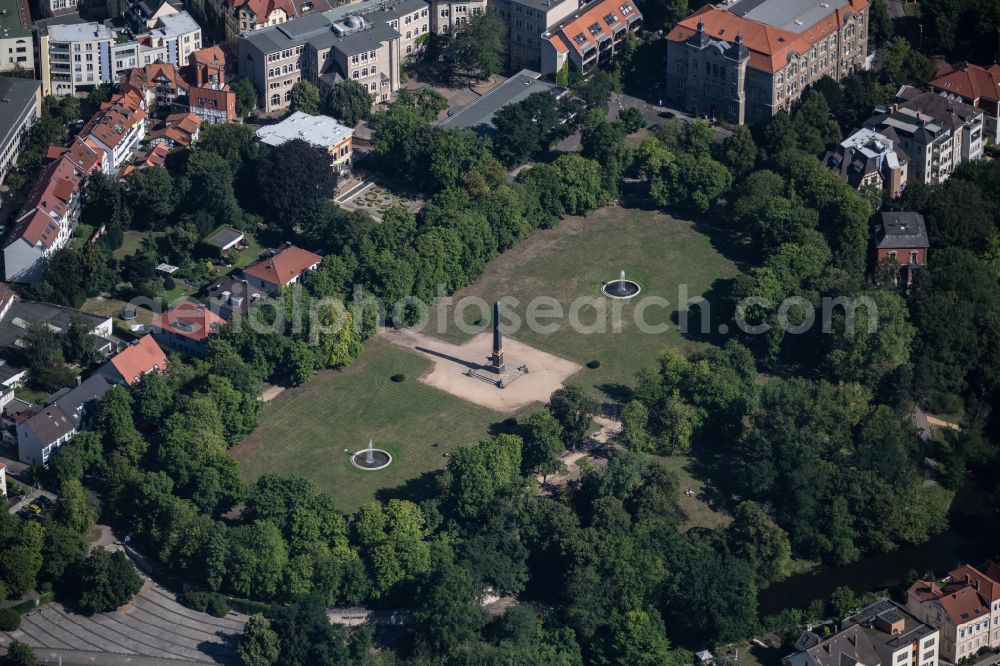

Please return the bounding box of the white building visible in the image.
[17,375,112,467]
[256,111,353,171]
[78,90,148,173]
[39,13,203,96]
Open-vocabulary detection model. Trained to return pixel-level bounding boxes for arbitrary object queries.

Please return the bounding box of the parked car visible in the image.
[25,503,41,514]
[35,496,52,508]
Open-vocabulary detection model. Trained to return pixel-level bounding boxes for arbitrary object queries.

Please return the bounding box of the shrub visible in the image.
[586,360,601,369]
[0,607,22,630]
[162,276,176,291]
[391,373,406,382]
[181,590,229,617]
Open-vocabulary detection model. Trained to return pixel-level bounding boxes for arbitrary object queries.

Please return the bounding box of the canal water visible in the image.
[757,485,1000,616]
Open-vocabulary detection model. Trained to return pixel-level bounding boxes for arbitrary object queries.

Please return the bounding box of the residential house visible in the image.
[873,211,928,286]
[17,374,112,466]
[256,111,353,171]
[666,0,869,125]
[151,299,226,355]
[0,77,42,195]
[540,0,642,78]
[183,45,238,123]
[98,334,168,385]
[0,296,117,358]
[823,127,908,198]
[121,61,187,109]
[907,563,1000,663]
[0,0,33,73]
[3,138,106,282]
[148,111,202,147]
[77,90,148,173]
[928,62,1000,142]
[864,87,984,185]
[205,276,267,320]
[784,600,939,666]
[242,243,322,291]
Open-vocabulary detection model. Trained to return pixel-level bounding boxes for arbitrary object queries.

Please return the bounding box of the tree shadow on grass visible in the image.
[596,382,631,403]
[374,470,446,506]
[670,276,739,349]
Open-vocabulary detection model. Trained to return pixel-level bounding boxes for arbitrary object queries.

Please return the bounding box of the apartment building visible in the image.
[907,563,1000,663]
[120,46,237,123]
[928,62,1000,143]
[784,600,939,666]
[666,0,869,124]
[239,6,412,113]
[492,0,578,70]
[78,90,147,173]
[541,0,641,77]
[39,13,202,96]
[0,0,33,73]
[864,87,983,186]
[823,127,908,198]
[0,77,41,193]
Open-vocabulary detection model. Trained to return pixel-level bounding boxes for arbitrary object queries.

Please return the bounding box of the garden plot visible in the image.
[337,180,423,221]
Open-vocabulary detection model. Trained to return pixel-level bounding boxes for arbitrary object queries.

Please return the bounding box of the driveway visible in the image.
[8,487,57,515]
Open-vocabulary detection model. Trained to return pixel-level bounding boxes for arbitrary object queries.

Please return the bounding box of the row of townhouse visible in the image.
[2,137,105,282]
[37,11,202,97]
[665,0,869,125]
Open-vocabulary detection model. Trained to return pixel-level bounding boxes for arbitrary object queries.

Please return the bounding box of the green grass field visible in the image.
[113,230,162,259]
[230,340,508,510]
[425,206,741,394]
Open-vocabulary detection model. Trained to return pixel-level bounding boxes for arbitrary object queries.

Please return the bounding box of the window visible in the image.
[362,67,368,76]
[370,82,376,91]
[353,70,359,79]
[271,93,280,106]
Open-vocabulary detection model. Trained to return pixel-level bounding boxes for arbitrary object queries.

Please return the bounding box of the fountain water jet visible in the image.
[601,269,641,299]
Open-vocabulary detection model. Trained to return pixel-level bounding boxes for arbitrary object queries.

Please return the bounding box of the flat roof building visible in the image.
[256,111,354,171]
[0,77,42,198]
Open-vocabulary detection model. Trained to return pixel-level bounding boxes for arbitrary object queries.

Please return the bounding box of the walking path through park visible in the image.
[535,413,619,493]
[1,579,247,665]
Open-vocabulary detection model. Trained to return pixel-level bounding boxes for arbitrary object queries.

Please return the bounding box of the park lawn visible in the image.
[230,339,507,511]
[424,206,740,394]
[654,454,731,531]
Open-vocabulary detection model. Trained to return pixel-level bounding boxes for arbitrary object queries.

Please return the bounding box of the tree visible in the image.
[868,0,893,47]
[2,641,35,666]
[493,92,562,165]
[449,11,507,80]
[413,543,485,655]
[289,80,321,114]
[127,166,176,230]
[324,80,373,125]
[239,613,280,666]
[726,500,792,586]
[611,608,674,666]
[576,68,620,109]
[618,106,647,133]
[256,138,338,226]
[521,411,564,479]
[51,479,96,534]
[74,549,143,614]
[180,149,241,228]
[548,384,599,450]
[41,524,88,584]
[199,123,259,167]
[232,78,258,117]
[619,400,653,452]
[88,84,111,105]
[718,124,757,178]
[0,522,44,596]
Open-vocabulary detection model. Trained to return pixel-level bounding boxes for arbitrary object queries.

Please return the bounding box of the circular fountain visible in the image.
[601,269,641,299]
[351,439,392,470]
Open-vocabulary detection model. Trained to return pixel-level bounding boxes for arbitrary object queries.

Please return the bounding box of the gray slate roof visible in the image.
[876,212,929,249]
[440,70,564,132]
[22,404,75,445]
[49,374,112,427]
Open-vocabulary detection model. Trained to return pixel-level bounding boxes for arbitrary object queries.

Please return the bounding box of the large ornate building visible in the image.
[665,0,869,124]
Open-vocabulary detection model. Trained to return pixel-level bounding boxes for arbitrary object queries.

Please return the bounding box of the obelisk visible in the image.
[491,300,505,373]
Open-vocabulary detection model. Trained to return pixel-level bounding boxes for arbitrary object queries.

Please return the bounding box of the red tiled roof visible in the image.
[666,0,868,73]
[79,90,146,151]
[108,334,168,385]
[546,0,640,57]
[189,85,237,122]
[232,0,295,24]
[948,564,1000,603]
[46,146,67,160]
[908,580,944,603]
[243,245,322,287]
[151,300,226,342]
[929,63,1000,104]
